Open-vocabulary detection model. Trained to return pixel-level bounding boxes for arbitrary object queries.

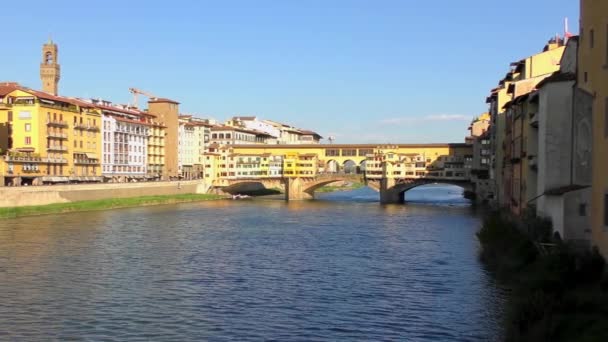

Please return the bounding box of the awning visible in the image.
[85,153,98,159]
[42,176,69,182]
[15,147,35,152]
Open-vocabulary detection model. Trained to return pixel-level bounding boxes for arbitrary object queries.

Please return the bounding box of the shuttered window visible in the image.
[604,193,608,227]
[605,97,608,138]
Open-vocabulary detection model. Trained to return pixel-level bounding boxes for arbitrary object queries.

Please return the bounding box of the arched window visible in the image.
[45,51,54,64]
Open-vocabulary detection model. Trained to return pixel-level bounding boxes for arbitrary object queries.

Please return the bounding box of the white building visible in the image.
[96,100,149,181]
[534,37,592,245]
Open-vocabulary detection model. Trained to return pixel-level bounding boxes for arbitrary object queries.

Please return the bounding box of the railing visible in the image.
[43,157,68,164]
[47,131,68,139]
[47,120,69,127]
[74,123,101,131]
[530,112,539,127]
[47,145,68,151]
[5,155,43,162]
[22,169,41,174]
[74,159,99,165]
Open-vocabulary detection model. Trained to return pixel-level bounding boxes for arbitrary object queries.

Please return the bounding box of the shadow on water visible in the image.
[315,184,472,207]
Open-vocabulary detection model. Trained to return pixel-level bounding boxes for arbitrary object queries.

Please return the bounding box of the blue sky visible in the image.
[1,0,578,143]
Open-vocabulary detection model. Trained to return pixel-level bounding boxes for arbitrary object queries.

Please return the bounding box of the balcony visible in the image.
[47,131,68,139]
[74,123,100,131]
[528,155,538,169]
[47,145,68,152]
[74,159,99,165]
[22,168,42,174]
[47,120,69,127]
[43,157,68,164]
[529,111,539,127]
[5,154,42,163]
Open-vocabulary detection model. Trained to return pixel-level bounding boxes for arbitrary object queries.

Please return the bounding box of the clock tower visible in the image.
[40,38,60,95]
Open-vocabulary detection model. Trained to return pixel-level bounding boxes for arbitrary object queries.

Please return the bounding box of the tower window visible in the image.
[590,29,595,49]
[45,51,53,64]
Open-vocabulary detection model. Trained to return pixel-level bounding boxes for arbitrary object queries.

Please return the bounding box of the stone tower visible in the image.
[40,38,60,95]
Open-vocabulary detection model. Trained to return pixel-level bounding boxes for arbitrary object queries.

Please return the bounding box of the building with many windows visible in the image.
[579,0,608,258]
[96,100,150,182]
[0,83,102,185]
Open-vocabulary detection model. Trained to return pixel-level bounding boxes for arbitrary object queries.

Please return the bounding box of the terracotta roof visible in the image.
[536,72,576,88]
[95,103,144,116]
[0,83,19,96]
[114,116,152,126]
[299,130,323,138]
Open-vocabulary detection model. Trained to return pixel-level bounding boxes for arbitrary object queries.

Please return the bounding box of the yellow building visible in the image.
[282,152,317,177]
[488,38,565,208]
[579,0,608,257]
[146,116,166,180]
[0,85,102,185]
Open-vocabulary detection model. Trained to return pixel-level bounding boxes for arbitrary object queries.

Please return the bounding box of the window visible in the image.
[7,111,12,122]
[358,149,373,156]
[590,29,595,49]
[579,203,587,217]
[325,149,339,157]
[605,97,608,138]
[604,193,608,227]
[584,72,588,83]
[74,140,77,148]
[80,141,83,148]
[606,24,608,65]
[24,123,31,132]
[18,111,31,119]
[24,136,31,145]
[342,149,357,156]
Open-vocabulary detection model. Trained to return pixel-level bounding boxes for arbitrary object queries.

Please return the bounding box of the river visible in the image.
[0,185,505,341]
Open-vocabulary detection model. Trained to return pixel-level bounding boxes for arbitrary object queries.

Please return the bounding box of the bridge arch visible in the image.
[284,174,364,200]
[382,180,473,203]
[324,159,339,173]
[217,179,284,195]
[343,160,358,174]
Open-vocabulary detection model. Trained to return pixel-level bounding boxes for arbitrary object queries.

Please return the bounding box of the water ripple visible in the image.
[0,186,504,341]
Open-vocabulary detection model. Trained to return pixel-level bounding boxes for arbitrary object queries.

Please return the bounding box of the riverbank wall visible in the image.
[0,180,210,207]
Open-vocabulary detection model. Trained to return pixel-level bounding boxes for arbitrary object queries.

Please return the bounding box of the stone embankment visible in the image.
[0,180,210,207]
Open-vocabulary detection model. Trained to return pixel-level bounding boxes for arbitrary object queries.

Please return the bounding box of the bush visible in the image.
[478,212,608,342]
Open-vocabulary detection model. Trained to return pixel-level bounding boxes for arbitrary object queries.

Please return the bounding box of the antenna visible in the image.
[328,136,335,144]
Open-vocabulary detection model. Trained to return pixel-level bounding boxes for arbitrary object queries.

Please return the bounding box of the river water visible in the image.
[0,185,505,341]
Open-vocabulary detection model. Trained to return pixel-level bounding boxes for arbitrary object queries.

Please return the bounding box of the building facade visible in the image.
[579,0,608,257]
[0,85,102,185]
[97,101,150,181]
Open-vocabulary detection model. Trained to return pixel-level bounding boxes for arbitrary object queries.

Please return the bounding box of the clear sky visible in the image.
[1,0,578,143]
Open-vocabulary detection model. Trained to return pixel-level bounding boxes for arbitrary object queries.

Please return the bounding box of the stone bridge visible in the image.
[367,177,474,204]
[213,174,364,200]
[214,174,473,203]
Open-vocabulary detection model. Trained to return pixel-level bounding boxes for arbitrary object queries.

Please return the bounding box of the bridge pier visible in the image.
[379,178,404,204]
[285,177,314,201]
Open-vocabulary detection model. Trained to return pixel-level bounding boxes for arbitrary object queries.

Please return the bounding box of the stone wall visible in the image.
[0,180,210,207]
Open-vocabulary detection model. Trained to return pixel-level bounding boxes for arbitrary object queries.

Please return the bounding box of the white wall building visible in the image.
[97,100,149,181]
